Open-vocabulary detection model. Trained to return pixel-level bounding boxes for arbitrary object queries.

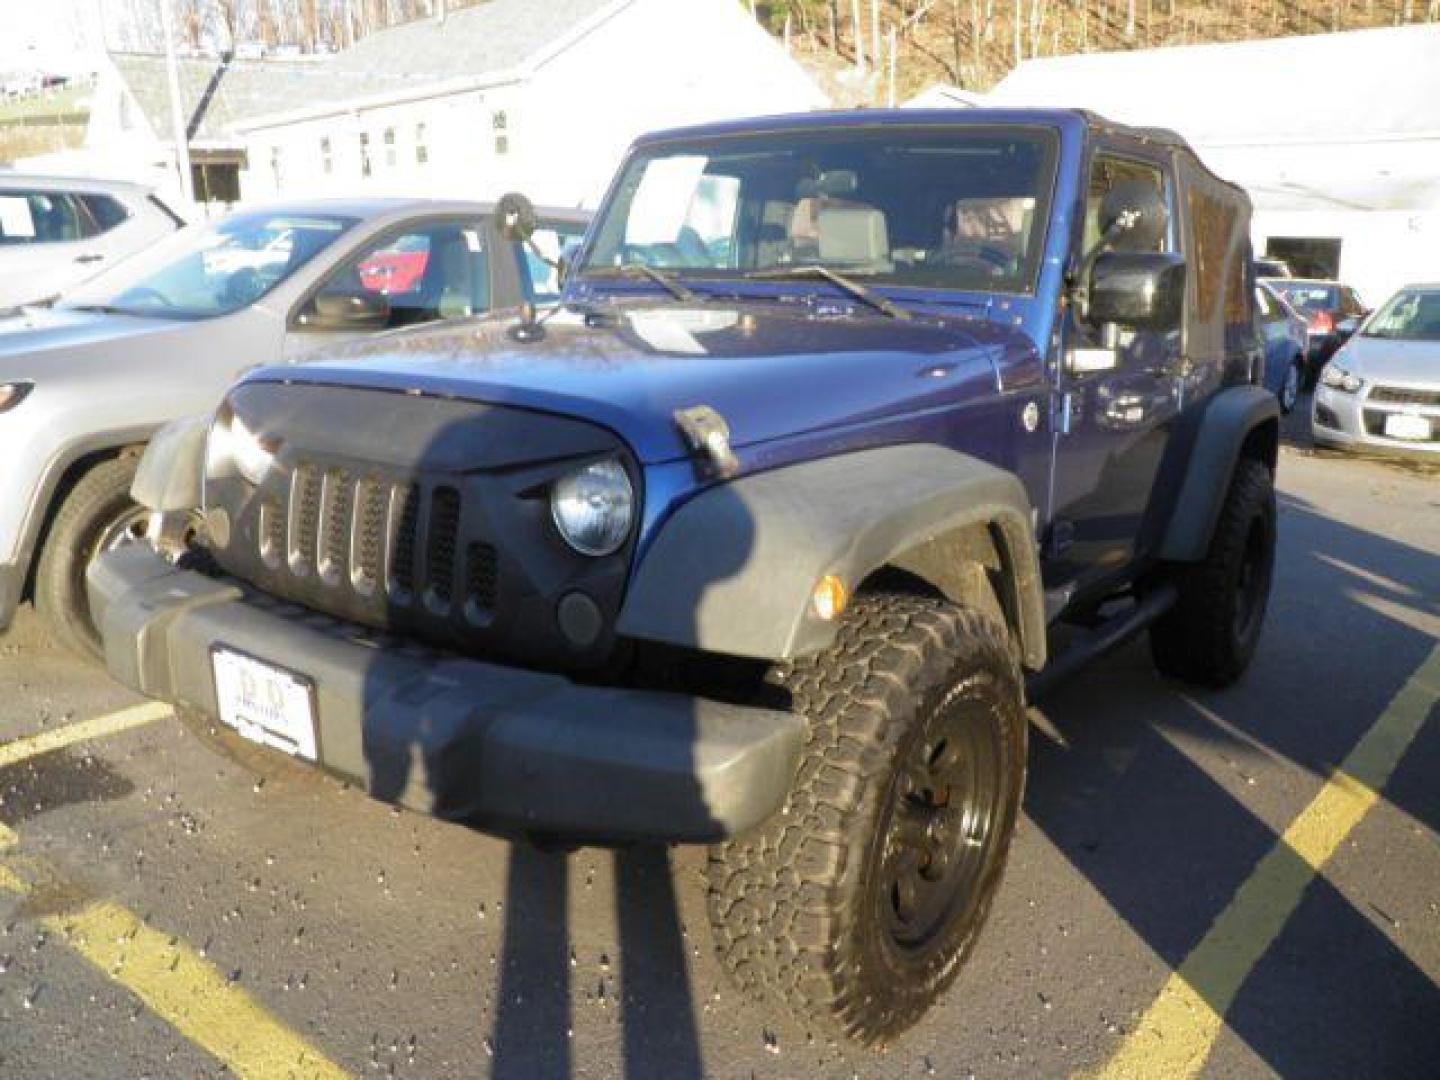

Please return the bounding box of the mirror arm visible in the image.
[1070,218,1128,322]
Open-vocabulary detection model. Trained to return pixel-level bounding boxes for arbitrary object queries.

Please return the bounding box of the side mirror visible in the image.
[1335,315,1362,340]
[300,290,390,331]
[1088,251,1186,332]
[496,191,538,243]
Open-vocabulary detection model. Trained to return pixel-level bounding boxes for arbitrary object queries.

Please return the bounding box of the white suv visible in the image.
[0,175,183,309]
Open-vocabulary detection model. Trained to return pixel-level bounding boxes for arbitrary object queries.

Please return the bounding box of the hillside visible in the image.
[755,0,1439,103]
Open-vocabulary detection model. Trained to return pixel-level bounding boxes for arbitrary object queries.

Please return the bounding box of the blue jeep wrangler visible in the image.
[90,109,1276,1044]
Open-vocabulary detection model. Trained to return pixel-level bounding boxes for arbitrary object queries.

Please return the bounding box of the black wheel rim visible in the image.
[878,685,1005,954]
[1233,514,1270,644]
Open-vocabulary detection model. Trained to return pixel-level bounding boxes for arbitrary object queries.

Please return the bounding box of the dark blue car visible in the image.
[90,109,1279,1046]
[1256,281,1308,412]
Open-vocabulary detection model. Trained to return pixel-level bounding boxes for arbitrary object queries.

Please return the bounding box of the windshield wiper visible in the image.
[743,265,911,321]
[68,303,130,315]
[585,263,699,302]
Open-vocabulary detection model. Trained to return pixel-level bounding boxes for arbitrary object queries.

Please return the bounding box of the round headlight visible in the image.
[551,460,634,556]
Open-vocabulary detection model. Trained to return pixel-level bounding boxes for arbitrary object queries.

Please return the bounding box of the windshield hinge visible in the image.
[674,405,739,480]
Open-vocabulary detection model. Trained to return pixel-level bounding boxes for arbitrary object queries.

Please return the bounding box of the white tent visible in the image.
[988,25,1440,303]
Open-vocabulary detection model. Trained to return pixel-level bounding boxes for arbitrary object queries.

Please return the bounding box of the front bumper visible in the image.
[0,562,22,632]
[88,545,803,844]
[1313,384,1440,457]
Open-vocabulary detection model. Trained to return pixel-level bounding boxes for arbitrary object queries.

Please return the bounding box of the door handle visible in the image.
[74,253,105,264]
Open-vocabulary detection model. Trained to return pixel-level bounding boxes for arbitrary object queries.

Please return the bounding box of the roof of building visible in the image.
[109,0,624,144]
[110,53,408,144]
[328,0,619,83]
[988,24,1440,146]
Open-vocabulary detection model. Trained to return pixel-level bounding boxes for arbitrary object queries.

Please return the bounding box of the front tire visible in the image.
[706,594,1027,1046]
[1150,458,1276,687]
[34,455,148,659]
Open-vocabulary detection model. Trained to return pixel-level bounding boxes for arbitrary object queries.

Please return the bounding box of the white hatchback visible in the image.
[0,175,184,309]
[1313,283,1440,457]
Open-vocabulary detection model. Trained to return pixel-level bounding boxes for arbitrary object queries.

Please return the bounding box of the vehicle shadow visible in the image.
[330,389,1437,1076]
[345,397,759,1077]
[1022,485,1440,1076]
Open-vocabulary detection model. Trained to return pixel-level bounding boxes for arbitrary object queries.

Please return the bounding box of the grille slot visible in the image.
[317,470,354,585]
[424,486,462,611]
[351,479,388,595]
[259,499,285,569]
[464,542,498,623]
[288,465,322,575]
[388,484,422,602]
[1368,385,1440,408]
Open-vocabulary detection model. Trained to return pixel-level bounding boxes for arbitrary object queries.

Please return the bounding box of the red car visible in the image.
[357,234,430,294]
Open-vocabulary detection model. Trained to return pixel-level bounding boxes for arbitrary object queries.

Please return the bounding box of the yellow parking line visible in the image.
[0,702,173,769]
[1094,643,1440,1079]
[43,901,351,1079]
[0,707,351,1077]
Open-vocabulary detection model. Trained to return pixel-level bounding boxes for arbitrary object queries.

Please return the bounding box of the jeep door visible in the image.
[1045,145,1185,599]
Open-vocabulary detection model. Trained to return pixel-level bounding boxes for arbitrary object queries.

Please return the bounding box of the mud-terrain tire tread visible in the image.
[705,593,1027,1046]
[1150,458,1275,687]
[34,454,142,660]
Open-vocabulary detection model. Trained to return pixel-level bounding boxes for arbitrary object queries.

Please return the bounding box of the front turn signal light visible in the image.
[812,575,848,622]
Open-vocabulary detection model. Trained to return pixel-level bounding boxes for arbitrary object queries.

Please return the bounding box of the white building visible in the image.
[59,0,826,214]
[986,25,1440,305]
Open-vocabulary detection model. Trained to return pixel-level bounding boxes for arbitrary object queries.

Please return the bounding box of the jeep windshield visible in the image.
[62,211,356,319]
[579,125,1059,298]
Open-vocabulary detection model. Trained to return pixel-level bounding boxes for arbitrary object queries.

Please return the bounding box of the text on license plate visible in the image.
[211,648,318,760]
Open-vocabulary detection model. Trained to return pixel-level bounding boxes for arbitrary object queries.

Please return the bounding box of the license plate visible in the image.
[1384,413,1432,441]
[211,648,318,760]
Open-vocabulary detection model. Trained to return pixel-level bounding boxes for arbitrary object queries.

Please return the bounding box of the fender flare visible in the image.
[617,444,1046,670]
[15,424,160,576]
[1159,384,1279,562]
[130,413,210,512]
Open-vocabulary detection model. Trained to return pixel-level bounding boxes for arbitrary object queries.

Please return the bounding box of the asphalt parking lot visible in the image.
[1,427,1436,1079]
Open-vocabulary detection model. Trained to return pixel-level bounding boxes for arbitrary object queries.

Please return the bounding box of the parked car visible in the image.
[0,197,589,657]
[1254,256,1292,278]
[1262,276,1368,379]
[1313,283,1440,457]
[0,175,184,310]
[1255,282,1308,413]
[91,110,1276,1046]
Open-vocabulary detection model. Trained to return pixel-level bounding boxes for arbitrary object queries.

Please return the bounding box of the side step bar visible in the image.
[1025,583,1178,701]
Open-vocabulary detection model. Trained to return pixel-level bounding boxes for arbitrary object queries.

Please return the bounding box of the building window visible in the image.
[491,110,507,131]
[270,146,283,188]
[321,136,332,174]
[384,127,396,168]
[415,123,428,165]
[494,135,508,155]
[359,132,371,178]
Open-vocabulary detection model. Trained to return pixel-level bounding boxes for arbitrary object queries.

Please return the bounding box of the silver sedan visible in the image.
[0,197,588,656]
[1312,283,1440,458]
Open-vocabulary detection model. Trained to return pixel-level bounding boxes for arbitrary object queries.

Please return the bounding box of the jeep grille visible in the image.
[257,463,497,622]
